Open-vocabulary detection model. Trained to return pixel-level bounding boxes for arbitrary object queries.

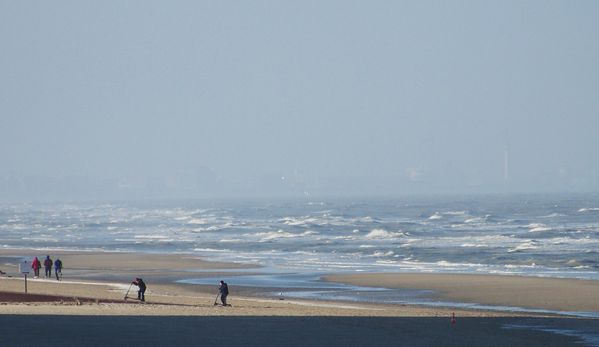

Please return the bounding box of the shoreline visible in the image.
[0,249,597,317]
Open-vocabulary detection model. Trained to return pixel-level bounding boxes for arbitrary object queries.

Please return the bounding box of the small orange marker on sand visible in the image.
[451,312,456,325]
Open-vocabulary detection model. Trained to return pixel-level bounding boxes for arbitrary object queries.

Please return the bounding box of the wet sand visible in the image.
[325,273,599,312]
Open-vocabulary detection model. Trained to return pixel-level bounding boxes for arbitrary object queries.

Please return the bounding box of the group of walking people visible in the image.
[31,255,62,280]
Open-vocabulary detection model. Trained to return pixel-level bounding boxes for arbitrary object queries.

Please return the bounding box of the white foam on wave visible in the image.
[21,237,58,242]
[249,230,318,242]
[281,216,320,226]
[508,241,539,253]
[428,212,443,220]
[193,247,232,252]
[460,243,487,248]
[368,250,395,257]
[219,238,242,243]
[134,235,169,239]
[527,223,552,232]
[365,229,405,239]
[187,218,209,225]
[540,213,564,218]
[529,226,552,232]
[464,217,482,224]
[443,211,467,216]
[578,207,599,213]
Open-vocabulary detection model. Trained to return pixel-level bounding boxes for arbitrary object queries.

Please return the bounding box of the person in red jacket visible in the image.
[43,255,53,278]
[31,257,41,278]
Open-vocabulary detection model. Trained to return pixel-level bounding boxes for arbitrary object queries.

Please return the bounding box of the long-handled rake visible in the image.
[124,283,133,301]
[213,292,220,306]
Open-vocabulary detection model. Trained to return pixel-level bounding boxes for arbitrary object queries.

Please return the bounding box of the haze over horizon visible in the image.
[1,1,598,200]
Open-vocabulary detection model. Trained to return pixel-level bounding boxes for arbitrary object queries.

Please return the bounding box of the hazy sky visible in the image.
[1,1,598,198]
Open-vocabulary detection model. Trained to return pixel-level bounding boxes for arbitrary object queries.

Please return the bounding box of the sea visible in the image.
[2,193,598,280]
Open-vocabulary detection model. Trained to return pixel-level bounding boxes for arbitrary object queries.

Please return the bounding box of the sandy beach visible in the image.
[1,249,598,346]
[325,273,599,312]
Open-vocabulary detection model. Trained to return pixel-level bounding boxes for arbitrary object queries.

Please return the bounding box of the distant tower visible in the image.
[503,132,510,184]
[504,149,509,182]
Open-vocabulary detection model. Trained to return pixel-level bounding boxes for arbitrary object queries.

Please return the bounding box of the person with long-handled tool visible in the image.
[124,283,133,301]
[217,280,230,306]
[131,278,147,302]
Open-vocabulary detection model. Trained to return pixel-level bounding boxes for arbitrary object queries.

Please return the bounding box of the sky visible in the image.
[1,1,598,199]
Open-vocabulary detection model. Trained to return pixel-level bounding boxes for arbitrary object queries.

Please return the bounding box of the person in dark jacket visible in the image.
[132,278,146,302]
[54,258,63,281]
[31,257,41,278]
[219,280,229,306]
[44,255,53,278]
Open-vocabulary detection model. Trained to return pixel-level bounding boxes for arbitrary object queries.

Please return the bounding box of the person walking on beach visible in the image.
[44,255,53,278]
[31,257,41,278]
[132,278,146,302]
[219,280,229,306]
[54,258,63,281]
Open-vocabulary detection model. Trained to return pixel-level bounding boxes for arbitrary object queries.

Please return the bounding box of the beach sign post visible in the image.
[19,260,30,293]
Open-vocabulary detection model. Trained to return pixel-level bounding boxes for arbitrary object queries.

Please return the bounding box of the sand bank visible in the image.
[325,273,599,312]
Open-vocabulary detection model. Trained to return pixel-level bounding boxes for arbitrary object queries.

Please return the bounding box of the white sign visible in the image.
[19,260,30,274]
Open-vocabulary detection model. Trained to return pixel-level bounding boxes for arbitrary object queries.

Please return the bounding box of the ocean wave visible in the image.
[527,223,552,232]
[443,211,467,216]
[366,250,395,257]
[281,216,320,226]
[365,229,405,239]
[20,237,59,242]
[133,235,169,239]
[539,213,564,218]
[461,243,487,248]
[193,248,232,252]
[428,213,443,220]
[578,207,599,213]
[508,241,539,253]
[248,230,318,242]
[219,238,242,243]
[187,218,209,225]
[529,226,552,232]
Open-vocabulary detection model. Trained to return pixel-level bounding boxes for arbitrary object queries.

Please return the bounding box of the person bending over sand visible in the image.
[132,278,146,302]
